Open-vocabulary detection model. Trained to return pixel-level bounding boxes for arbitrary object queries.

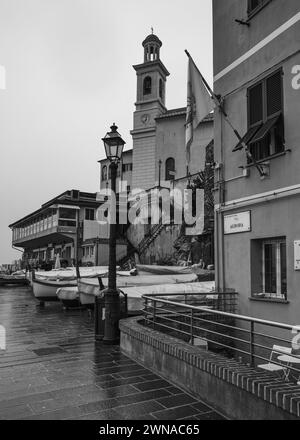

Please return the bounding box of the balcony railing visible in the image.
[143,293,300,378]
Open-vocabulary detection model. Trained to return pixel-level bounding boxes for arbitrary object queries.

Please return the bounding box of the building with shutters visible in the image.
[213,0,300,322]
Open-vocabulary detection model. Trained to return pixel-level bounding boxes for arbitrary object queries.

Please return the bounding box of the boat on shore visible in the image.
[77,280,215,312]
[32,278,77,303]
[56,286,80,309]
[0,270,29,286]
[78,272,198,307]
[136,264,194,275]
[30,266,110,303]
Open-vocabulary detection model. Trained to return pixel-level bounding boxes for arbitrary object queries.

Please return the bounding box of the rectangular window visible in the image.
[252,238,287,300]
[122,163,133,172]
[85,208,95,221]
[234,70,284,159]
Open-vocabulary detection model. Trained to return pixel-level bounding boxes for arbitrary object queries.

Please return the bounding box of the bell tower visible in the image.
[131,32,169,190]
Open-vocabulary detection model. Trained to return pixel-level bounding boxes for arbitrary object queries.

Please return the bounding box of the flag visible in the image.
[186,57,214,169]
[0,65,6,90]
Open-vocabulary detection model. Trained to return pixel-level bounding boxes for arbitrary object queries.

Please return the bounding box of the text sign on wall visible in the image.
[294,241,300,271]
[224,211,251,235]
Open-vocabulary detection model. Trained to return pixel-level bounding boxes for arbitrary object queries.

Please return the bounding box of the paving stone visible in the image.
[156,393,197,409]
[152,404,199,420]
[133,379,171,392]
[0,285,225,420]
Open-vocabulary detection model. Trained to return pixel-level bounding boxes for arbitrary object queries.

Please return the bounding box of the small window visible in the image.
[102,165,107,181]
[122,163,133,172]
[165,158,175,181]
[85,208,95,221]
[143,76,152,95]
[251,238,287,300]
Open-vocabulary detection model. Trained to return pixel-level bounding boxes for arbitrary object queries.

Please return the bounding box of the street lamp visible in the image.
[101,123,125,344]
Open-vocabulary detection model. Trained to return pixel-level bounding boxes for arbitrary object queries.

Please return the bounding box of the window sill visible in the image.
[249,296,289,304]
[240,149,291,169]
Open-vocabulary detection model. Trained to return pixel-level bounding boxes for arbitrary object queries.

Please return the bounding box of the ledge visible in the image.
[120,317,300,420]
[249,297,290,305]
[240,150,291,170]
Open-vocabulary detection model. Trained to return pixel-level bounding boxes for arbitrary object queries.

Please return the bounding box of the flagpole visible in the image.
[184,50,267,177]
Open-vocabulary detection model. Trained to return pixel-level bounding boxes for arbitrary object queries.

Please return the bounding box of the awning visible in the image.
[232,125,262,152]
[249,114,281,145]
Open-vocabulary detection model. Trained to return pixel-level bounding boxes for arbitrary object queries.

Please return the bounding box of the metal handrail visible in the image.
[143,294,295,331]
[142,293,300,378]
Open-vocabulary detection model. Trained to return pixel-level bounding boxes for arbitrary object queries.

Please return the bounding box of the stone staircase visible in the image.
[117,222,166,269]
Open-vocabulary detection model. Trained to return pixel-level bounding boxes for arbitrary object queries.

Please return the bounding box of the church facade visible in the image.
[100,33,214,266]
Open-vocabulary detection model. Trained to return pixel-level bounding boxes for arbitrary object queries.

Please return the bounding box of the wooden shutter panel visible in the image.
[267,71,282,117]
[249,0,261,12]
[249,83,263,126]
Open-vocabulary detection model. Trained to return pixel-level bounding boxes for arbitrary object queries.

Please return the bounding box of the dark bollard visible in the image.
[95,277,105,341]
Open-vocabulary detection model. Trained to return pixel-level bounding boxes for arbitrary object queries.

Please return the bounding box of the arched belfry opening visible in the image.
[143,33,162,62]
[143,76,152,95]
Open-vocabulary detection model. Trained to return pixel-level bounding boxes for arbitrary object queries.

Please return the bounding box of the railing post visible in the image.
[250,321,255,366]
[153,300,156,330]
[144,298,148,325]
[190,309,194,345]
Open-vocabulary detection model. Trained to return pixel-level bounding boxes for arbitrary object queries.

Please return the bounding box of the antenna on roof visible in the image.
[151,26,154,34]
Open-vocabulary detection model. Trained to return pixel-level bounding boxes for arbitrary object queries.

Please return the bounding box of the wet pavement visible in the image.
[0,286,226,420]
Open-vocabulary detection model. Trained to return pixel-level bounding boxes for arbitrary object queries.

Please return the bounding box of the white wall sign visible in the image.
[294,241,300,270]
[224,211,251,235]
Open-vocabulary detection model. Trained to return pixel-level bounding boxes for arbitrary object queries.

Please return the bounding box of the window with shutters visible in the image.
[233,69,284,161]
[248,0,272,16]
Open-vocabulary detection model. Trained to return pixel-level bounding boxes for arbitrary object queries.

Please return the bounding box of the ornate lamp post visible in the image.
[101,123,125,344]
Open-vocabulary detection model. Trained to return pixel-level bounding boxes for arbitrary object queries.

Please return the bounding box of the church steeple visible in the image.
[133,32,169,110]
[131,32,170,190]
[142,32,162,62]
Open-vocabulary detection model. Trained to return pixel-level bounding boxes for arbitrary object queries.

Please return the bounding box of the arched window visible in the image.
[143,76,152,95]
[165,158,175,181]
[159,79,163,99]
[102,165,107,181]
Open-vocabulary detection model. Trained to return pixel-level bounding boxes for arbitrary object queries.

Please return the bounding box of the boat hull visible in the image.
[0,277,29,286]
[56,287,81,309]
[32,279,77,301]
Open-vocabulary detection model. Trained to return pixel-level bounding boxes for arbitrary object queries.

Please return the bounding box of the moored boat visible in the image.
[78,281,215,312]
[0,270,29,286]
[56,286,80,309]
[136,264,194,275]
[32,278,77,302]
[78,273,198,307]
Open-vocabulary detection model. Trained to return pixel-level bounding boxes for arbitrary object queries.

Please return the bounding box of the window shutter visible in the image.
[266,71,282,117]
[249,0,261,12]
[249,83,263,126]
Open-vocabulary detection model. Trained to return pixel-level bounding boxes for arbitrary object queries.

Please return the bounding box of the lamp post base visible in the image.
[102,288,120,345]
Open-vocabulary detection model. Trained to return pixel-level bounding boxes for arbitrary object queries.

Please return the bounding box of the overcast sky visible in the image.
[0,0,213,264]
